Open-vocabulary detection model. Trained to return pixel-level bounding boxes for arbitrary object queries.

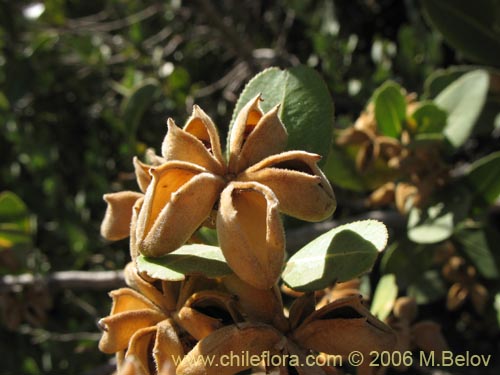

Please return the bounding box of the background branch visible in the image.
[0,210,403,293]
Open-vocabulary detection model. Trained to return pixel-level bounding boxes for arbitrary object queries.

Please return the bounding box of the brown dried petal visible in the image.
[154,319,184,375]
[124,262,177,312]
[288,292,316,331]
[175,306,224,341]
[98,309,165,354]
[395,183,417,214]
[294,296,396,355]
[285,339,327,375]
[356,141,374,172]
[101,191,143,241]
[368,182,395,207]
[223,275,287,330]
[162,118,225,175]
[228,94,263,173]
[378,137,402,160]
[470,283,488,314]
[133,157,154,193]
[235,104,288,173]
[411,321,448,356]
[446,283,468,311]
[241,151,336,221]
[393,297,417,323]
[126,326,157,375]
[119,355,149,375]
[184,105,225,168]
[177,323,283,375]
[136,162,225,257]
[336,128,370,146]
[217,181,285,289]
[130,196,144,260]
[108,288,160,315]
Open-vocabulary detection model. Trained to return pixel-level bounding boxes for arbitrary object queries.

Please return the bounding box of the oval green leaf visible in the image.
[136,244,232,281]
[230,66,334,161]
[408,203,454,244]
[282,220,388,292]
[435,70,489,148]
[121,78,158,135]
[373,81,406,138]
[370,274,398,321]
[422,0,500,67]
[465,151,500,205]
[455,226,499,279]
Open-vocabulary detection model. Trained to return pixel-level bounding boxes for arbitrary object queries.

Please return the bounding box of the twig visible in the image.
[0,270,125,293]
[197,0,261,72]
[0,210,403,293]
[65,3,164,33]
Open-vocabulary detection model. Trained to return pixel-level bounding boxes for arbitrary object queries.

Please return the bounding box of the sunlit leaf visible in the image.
[435,70,489,148]
[408,187,471,245]
[371,274,398,321]
[136,244,232,281]
[373,81,406,138]
[231,66,334,160]
[282,220,388,292]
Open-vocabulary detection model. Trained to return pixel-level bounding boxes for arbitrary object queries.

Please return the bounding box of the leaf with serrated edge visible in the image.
[282,220,388,292]
[136,244,232,281]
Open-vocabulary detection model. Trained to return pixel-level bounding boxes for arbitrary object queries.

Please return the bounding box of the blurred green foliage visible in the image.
[1,0,499,374]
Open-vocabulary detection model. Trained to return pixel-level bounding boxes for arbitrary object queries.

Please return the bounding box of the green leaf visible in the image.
[422,0,500,67]
[455,226,499,279]
[370,274,398,321]
[380,241,436,288]
[407,270,446,304]
[323,144,366,192]
[373,81,406,138]
[407,203,454,244]
[407,187,471,244]
[0,192,33,248]
[435,70,489,148]
[282,220,388,292]
[230,66,334,160]
[495,293,500,327]
[411,102,447,134]
[136,244,232,281]
[423,66,471,99]
[465,151,500,205]
[121,79,159,135]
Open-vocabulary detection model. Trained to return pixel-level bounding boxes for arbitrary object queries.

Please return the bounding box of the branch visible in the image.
[0,270,125,293]
[0,210,404,293]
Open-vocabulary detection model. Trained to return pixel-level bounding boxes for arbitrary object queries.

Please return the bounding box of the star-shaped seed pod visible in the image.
[98,263,243,375]
[178,294,396,375]
[133,94,336,289]
[442,256,488,314]
[336,105,402,172]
